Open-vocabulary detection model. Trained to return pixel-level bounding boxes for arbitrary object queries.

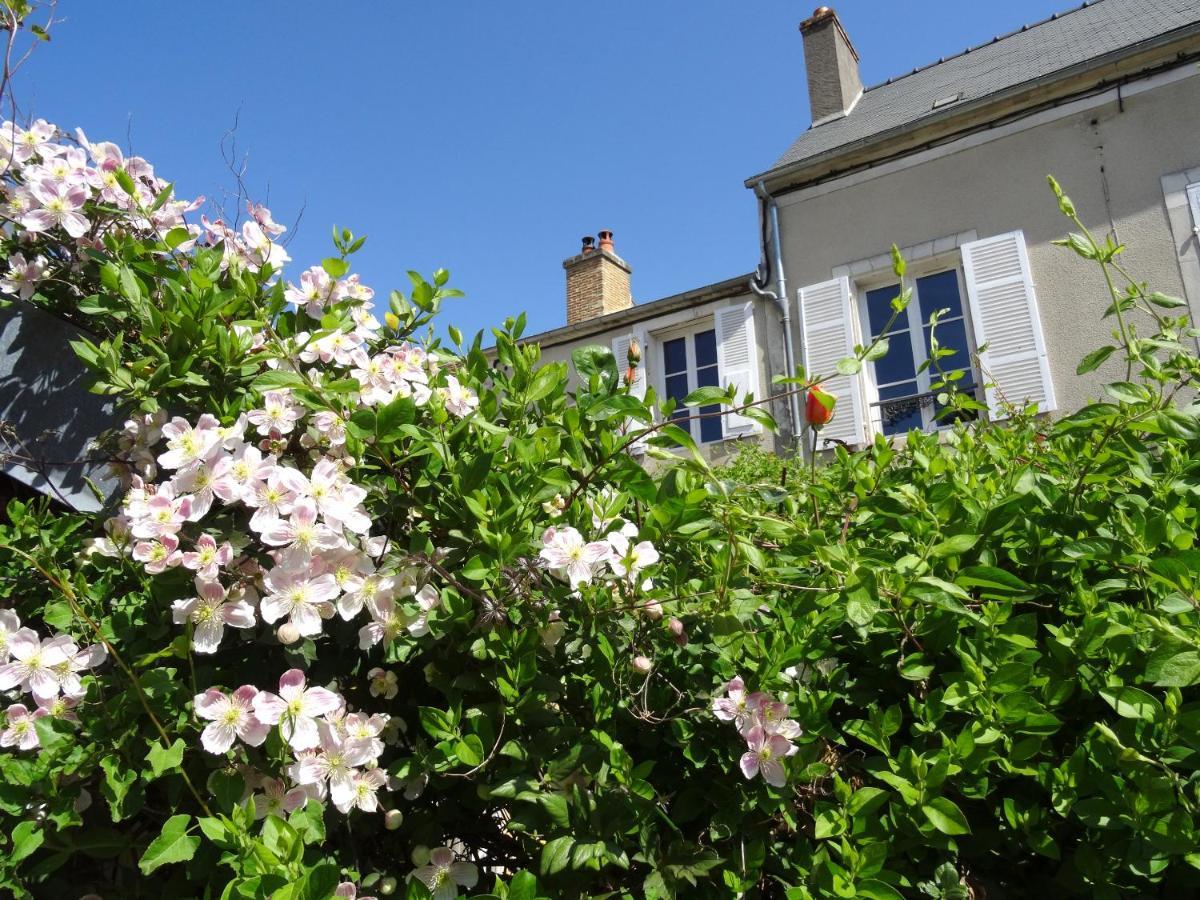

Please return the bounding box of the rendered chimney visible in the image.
[564,229,632,325]
[799,6,862,125]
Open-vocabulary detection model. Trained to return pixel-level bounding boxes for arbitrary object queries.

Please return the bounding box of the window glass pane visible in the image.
[665,372,689,405]
[876,380,923,435]
[663,337,687,375]
[695,364,719,389]
[871,330,917,385]
[922,318,971,374]
[865,284,903,337]
[699,406,723,443]
[916,270,963,322]
[694,330,717,368]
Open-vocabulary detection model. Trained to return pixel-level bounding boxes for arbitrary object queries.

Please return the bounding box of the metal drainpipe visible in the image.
[750,180,803,448]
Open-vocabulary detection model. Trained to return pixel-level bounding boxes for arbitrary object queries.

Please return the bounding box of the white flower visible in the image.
[606,530,660,580]
[260,563,339,637]
[0,631,73,703]
[367,667,398,700]
[0,703,45,750]
[538,526,611,589]
[410,846,479,900]
[251,669,343,751]
[172,578,256,654]
[334,766,388,814]
[193,685,269,754]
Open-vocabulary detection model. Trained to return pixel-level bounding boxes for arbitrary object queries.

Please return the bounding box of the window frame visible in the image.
[652,319,724,446]
[853,256,980,436]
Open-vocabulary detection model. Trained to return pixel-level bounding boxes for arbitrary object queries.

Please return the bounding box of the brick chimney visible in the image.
[564,230,632,325]
[800,7,862,125]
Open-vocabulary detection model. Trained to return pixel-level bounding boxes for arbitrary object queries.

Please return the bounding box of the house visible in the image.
[523,0,1200,459]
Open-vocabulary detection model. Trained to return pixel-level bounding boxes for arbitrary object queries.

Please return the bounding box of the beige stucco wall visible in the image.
[776,66,1200,417]
[534,289,786,464]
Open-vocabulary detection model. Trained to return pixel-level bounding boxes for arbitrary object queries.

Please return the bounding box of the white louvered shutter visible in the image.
[612,330,648,452]
[797,276,866,446]
[714,302,762,437]
[960,230,1056,419]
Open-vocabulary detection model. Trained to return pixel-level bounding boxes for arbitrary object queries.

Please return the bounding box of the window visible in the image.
[1188,182,1200,235]
[860,268,978,436]
[660,327,724,444]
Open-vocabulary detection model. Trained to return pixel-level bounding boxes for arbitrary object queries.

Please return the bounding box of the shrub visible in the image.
[0,56,1199,900]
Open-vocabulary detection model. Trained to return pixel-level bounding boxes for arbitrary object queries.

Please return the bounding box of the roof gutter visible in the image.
[750,180,802,447]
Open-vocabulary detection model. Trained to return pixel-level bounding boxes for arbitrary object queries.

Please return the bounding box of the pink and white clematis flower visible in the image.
[0,609,21,661]
[539,526,611,589]
[410,847,480,900]
[295,719,374,800]
[211,446,276,503]
[194,685,270,754]
[259,499,342,561]
[1,703,46,750]
[247,390,304,436]
[0,252,46,300]
[251,669,343,751]
[739,725,795,788]
[157,415,221,472]
[22,179,90,238]
[181,534,234,580]
[0,631,74,703]
[132,532,183,574]
[172,579,256,654]
[260,563,339,637]
[252,776,310,820]
[333,766,388,814]
[711,677,754,731]
[438,374,479,418]
[606,529,660,580]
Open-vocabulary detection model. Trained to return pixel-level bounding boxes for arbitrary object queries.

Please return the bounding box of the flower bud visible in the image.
[669,617,688,647]
[641,599,663,620]
[384,809,403,830]
[804,384,836,429]
[627,336,641,367]
[385,311,400,330]
[276,623,301,645]
[411,844,430,866]
[632,655,653,675]
[378,876,398,896]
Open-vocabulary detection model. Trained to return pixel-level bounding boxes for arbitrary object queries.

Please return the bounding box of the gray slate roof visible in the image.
[761,0,1200,177]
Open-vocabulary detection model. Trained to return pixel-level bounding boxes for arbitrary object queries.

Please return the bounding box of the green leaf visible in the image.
[955,566,1031,596]
[1146,651,1200,688]
[540,835,575,875]
[321,257,349,278]
[138,814,200,875]
[930,534,979,558]
[1076,345,1116,375]
[1149,291,1188,308]
[863,339,889,362]
[683,386,730,407]
[164,227,191,250]
[857,880,905,900]
[1104,381,1151,405]
[252,369,309,392]
[114,168,137,196]
[10,820,43,864]
[571,345,618,384]
[922,797,971,835]
[377,395,417,437]
[147,738,186,779]
[1099,686,1162,721]
[456,734,486,768]
[506,870,539,900]
[835,357,862,376]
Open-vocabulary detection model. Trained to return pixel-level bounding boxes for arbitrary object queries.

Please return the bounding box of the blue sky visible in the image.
[19,1,1072,343]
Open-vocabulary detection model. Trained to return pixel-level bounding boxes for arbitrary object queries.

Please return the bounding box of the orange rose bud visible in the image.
[626,337,641,367]
[805,384,836,428]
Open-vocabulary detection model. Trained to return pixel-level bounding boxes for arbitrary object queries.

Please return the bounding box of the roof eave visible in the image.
[514,273,755,351]
[744,23,1200,194]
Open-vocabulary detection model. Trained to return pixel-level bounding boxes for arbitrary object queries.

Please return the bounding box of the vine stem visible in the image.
[7,544,213,817]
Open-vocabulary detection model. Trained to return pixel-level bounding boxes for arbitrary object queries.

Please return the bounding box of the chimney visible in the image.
[800,6,862,125]
[564,230,632,325]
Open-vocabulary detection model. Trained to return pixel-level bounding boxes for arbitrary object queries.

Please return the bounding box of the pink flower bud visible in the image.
[641,599,663,620]
[669,617,688,646]
[384,808,403,830]
[277,623,301,645]
[632,655,653,675]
